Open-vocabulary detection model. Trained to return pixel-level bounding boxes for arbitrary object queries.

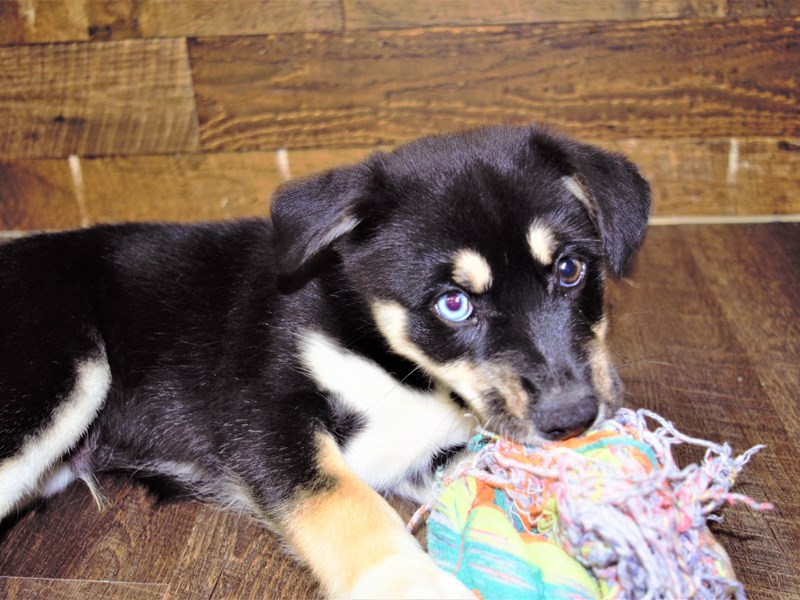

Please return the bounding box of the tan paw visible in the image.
[349,551,474,599]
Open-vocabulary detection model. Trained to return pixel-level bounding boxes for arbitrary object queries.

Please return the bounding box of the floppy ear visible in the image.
[270,160,375,274]
[569,144,652,277]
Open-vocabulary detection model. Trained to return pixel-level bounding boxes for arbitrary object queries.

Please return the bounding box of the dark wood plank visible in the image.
[0,160,83,230]
[608,224,800,599]
[190,18,800,151]
[0,39,200,158]
[165,508,320,599]
[0,478,197,587]
[0,579,165,600]
[345,0,800,30]
[688,225,800,448]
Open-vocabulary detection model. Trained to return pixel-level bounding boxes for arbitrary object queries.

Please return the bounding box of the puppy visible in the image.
[0,124,650,598]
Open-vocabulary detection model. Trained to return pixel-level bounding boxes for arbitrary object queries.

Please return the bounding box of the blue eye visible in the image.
[435,291,473,322]
[557,257,586,287]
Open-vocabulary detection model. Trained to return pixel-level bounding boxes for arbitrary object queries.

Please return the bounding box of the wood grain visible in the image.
[80,152,278,224]
[0,0,90,44]
[3,1,798,44]
[0,39,199,159]
[0,0,343,44]
[79,147,376,224]
[190,18,800,151]
[688,226,800,600]
[86,0,343,41]
[0,479,197,583]
[240,139,800,218]
[165,508,320,599]
[86,135,800,222]
[0,576,167,600]
[609,138,800,217]
[688,225,800,451]
[345,0,800,30]
[1,137,797,232]
[0,579,164,600]
[0,160,83,230]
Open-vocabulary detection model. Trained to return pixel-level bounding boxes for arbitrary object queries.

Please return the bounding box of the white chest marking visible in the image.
[298,330,473,496]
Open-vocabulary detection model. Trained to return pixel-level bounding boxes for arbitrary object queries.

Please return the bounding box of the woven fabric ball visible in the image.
[409,408,772,600]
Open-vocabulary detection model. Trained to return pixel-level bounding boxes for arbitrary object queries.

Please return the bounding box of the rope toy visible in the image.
[409,408,772,599]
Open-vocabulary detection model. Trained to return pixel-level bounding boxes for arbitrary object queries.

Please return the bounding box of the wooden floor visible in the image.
[0,222,797,599]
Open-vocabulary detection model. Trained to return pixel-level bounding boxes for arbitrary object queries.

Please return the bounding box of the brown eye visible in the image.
[557,257,585,287]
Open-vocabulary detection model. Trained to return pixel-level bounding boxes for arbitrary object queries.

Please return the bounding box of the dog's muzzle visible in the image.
[529,383,599,440]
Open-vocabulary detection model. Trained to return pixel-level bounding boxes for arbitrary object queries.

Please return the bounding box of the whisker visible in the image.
[615,358,678,369]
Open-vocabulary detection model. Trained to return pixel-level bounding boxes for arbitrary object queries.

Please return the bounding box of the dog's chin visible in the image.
[489,416,550,446]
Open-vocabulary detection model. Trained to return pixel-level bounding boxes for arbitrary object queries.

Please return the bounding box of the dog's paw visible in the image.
[349,552,474,599]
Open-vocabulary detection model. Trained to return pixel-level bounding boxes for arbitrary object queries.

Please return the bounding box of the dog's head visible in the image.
[272,125,650,443]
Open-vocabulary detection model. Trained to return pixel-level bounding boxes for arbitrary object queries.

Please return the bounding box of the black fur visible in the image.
[0,124,650,593]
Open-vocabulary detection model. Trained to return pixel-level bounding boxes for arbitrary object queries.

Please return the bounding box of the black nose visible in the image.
[532,387,598,441]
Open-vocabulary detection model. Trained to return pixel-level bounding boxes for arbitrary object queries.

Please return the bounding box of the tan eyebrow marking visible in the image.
[527,220,556,266]
[451,249,493,294]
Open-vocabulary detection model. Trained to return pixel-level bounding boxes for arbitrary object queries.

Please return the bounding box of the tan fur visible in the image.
[526,220,556,266]
[588,318,617,406]
[480,363,528,420]
[451,249,493,294]
[371,300,529,420]
[284,435,421,597]
[561,175,593,216]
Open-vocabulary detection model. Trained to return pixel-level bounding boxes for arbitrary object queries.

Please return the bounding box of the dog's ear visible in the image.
[270,160,376,274]
[567,144,652,278]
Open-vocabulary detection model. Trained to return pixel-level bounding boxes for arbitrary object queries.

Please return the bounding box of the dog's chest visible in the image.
[298,330,473,500]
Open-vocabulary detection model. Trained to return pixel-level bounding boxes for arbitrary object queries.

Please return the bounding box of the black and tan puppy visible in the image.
[0,125,650,598]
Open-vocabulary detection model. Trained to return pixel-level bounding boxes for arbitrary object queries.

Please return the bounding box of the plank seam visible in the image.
[650,214,800,226]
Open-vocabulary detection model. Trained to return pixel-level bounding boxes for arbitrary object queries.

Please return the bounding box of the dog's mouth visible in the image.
[434,345,621,445]
[448,383,609,445]
[445,386,536,444]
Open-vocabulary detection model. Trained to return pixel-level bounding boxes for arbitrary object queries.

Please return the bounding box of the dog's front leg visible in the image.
[282,433,472,599]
